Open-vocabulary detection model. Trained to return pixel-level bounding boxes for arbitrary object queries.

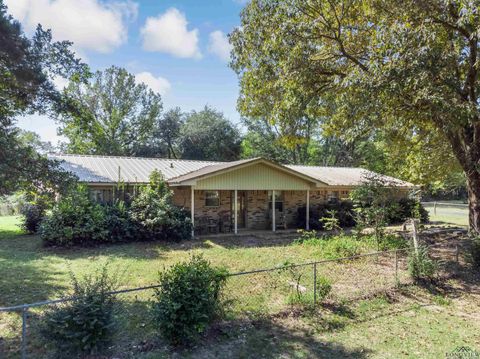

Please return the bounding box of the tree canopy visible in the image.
[179,106,242,161]
[57,66,163,156]
[0,1,86,195]
[230,0,480,231]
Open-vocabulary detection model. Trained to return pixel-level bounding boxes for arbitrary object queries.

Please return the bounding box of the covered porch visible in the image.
[168,158,326,238]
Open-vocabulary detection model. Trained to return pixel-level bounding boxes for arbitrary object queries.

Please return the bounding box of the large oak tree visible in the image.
[230,0,480,233]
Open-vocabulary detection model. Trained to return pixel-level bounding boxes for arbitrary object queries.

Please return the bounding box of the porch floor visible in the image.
[195,228,301,240]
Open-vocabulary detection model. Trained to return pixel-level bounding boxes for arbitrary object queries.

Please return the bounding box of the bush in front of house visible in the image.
[20,203,45,233]
[40,185,109,246]
[129,170,192,242]
[152,255,228,346]
[40,171,192,246]
[40,265,119,355]
[297,200,356,230]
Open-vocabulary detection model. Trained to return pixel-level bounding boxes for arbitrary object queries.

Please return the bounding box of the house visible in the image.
[49,154,414,237]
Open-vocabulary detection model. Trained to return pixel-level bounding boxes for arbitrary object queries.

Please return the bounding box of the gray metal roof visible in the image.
[49,154,218,183]
[287,165,413,187]
[49,154,414,188]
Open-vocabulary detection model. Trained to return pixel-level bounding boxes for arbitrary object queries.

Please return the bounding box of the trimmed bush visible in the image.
[297,201,356,230]
[408,245,437,281]
[40,265,118,355]
[20,203,45,233]
[152,255,228,346]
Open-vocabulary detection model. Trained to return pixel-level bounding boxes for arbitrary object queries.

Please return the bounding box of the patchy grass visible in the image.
[0,215,479,358]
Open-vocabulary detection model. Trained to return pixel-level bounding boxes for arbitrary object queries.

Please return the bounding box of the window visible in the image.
[268,190,284,212]
[205,191,220,207]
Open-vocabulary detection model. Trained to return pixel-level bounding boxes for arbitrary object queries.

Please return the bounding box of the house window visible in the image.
[205,191,220,207]
[268,190,284,212]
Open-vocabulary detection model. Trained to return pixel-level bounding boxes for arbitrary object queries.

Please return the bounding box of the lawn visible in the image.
[0,215,479,358]
[423,201,468,227]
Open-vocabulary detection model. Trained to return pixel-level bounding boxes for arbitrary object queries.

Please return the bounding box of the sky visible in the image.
[5,0,247,145]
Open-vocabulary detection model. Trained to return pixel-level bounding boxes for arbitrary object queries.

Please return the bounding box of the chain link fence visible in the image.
[0,246,462,358]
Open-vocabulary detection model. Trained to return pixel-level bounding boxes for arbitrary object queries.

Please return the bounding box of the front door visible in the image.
[231,191,247,228]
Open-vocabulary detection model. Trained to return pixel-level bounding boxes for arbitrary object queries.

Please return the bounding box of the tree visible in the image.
[0,1,86,195]
[57,66,163,156]
[230,0,480,233]
[17,130,55,153]
[179,106,242,161]
[158,107,184,159]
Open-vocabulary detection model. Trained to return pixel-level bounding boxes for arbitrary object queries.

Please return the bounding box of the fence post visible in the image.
[394,250,399,285]
[313,262,317,307]
[434,201,437,216]
[21,306,28,359]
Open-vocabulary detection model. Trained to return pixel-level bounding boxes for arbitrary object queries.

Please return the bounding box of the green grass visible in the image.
[423,202,468,226]
[0,215,479,358]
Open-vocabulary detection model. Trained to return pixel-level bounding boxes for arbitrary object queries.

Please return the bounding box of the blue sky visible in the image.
[5,0,246,144]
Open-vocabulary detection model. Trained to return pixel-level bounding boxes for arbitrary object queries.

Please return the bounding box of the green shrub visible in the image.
[130,170,192,242]
[20,203,45,233]
[40,265,118,355]
[103,200,137,243]
[468,238,480,269]
[408,245,437,280]
[316,276,332,302]
[40,185,109,246]
[152,255,228,346]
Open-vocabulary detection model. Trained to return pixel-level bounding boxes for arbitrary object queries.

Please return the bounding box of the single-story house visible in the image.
[49,154,414,237]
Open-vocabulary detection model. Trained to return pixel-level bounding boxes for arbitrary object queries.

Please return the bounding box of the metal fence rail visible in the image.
[0,246,461,359]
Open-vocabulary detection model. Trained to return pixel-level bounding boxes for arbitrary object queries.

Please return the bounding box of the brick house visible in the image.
[50,154,414,237]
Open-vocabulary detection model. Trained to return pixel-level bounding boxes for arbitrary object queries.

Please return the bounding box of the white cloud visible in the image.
[5,0,137,53]
[135,72,171,96]
[140,8,201,59]
[208,30,232,62]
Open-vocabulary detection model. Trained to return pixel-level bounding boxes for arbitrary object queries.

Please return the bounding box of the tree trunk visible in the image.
[466,170,480,235]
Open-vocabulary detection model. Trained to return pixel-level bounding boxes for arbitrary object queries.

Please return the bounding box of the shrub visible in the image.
[468,238,480,269]
[40,265,118,355]
[389,198,429,224]
[408,245,437,281]
[297,201,356,230]
[152,255,228,346]
[103,200,137,243]
[40,185,109,246]
[130,170,192,242]
[20,203,45,233]
[316,276,332,302]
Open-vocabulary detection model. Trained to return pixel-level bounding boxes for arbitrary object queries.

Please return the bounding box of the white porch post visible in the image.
[234,189,238,234]
[272,190,276,232]
[191,186,195,238]
[306,189,310,230]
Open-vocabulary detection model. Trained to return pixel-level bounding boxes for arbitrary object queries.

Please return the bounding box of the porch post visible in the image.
[191,186,195,239]
[272,190,276,232]
[306,189,310,230]
[234,189,238,234]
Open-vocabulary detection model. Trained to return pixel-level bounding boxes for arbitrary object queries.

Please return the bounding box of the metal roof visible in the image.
[49,154,414,188]
[287,165,413,187]
[49,154,218,183]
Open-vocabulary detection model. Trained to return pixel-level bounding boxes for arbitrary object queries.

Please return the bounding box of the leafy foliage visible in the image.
[297,201,356,230]
[130,170,192,242]
[40,185,109,246]
[40,264,119,355]
[20,203,45,234]
[320,209,342,233]
[180,106,242,161]
[57,66,163,156]
[152,255,228,346]
[408,246,437,281]
[316,276,332,303]
[0,1,87,196]
[230,0,480,232]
